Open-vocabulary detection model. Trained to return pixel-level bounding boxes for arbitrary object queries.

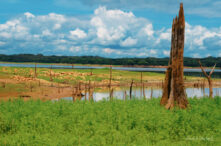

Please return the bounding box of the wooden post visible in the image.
[143,83,146,99]
[130,80,134,100]
[91,87,94,101]
[150,87,153,99]
[140,72,143,97]
[84,83,87,101]
[35,63,37,78]
[124,90,127,101]
[89,80,91,101]
[110,88,114,101]
[109,65,112,88]
[50,64,53,81]
[90,68,93,76]
[72,86,76,102]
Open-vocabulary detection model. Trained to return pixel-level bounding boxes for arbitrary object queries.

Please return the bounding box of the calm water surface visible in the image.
[56,87,221,102]
[0,63,221,73]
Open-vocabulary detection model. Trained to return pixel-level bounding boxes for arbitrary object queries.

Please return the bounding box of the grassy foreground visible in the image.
[0,98,221,145]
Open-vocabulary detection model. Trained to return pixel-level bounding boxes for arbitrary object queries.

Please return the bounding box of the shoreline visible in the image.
[0,61,220,70]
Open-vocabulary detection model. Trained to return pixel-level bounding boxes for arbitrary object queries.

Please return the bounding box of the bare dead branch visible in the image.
[198,60,209,78]
[129,80,134,100]
[209,63,216,77]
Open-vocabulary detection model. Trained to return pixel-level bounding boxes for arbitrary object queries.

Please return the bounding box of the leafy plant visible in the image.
[0,97,220,145]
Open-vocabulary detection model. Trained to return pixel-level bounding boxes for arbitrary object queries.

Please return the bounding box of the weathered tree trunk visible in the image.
[84,83,87,101]
[110,88,114,101]
[198,60,216,98]
[160,3,188,109]
[150,87,153,99]
[124,91,127,101]
[143,83,146,99]
[50,64,53,81]
[90,68,93,76]
[109,65,112,87]
[34,63,37,78]
[208,78,213,98]
[140,72,143,97]
[130,80,134,100]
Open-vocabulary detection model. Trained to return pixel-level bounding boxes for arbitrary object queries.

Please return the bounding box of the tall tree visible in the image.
[160,3,188,109]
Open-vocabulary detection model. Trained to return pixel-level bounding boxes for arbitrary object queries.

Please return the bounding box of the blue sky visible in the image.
[0,0,221,58]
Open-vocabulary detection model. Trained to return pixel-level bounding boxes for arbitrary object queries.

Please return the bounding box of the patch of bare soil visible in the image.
[0,74,220,101]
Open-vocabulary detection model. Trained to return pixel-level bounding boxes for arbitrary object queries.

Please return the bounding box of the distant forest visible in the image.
[0,54,220,67]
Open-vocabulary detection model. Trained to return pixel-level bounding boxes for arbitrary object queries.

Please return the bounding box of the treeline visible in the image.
[0,54,220,67]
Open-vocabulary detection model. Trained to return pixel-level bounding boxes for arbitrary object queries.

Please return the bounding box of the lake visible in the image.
[55,87,221,102]
[0,63,221,78]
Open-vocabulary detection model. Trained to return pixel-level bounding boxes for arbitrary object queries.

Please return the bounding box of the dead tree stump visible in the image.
[34,63,37,78]
[198,60,216,98]
[160,3,188,109]
[130,80,134,100]
[109,65,112,88]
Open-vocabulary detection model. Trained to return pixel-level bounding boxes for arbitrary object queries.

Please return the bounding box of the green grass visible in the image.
[0,97,220,145]
[0,66,166,84]
[1,66,220,86]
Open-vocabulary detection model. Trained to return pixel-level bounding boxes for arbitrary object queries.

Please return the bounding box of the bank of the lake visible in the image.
[0,66,221,100]
[0,97,220,145]
[1,62,221,72]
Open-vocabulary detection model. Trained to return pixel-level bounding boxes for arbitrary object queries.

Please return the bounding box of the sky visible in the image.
[0,0,221,58]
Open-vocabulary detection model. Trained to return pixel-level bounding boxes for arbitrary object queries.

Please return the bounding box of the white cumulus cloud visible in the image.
[0,7,220,58]
[120,37,137,47]
[70,28,87,39]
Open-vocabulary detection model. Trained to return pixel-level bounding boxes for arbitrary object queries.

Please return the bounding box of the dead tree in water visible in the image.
[198,60,216,98]
[108,65,113,101]
[84,83,87,101]
[109,88,114,101]
[150,87,153,99]
[130,80,134,100]
[72,86,76,102]
[140,72,143,97]
[34,63,37,78]
[90,68,93,76]
[124,91,127,100]
[160,3,188,109]
[109,65,112,87]
[50,64,53,81]
[143,83,146,99]
[88,80,93,101]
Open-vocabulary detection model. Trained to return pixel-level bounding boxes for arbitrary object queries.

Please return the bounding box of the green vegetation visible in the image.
[0,54,220,67]
[0,66,166,84]
[0,97,220,145]
[1,66,211,85]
